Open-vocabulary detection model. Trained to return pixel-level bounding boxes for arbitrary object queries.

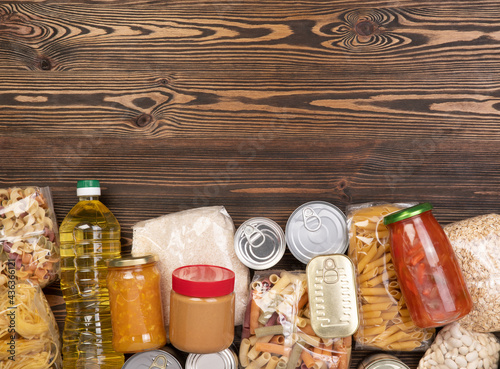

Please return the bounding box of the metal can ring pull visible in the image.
[244,225,266,248]
[302,207,322,232]
[148,354,169,369]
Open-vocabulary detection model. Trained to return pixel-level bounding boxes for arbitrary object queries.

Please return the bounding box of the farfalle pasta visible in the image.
[0,187,60,288]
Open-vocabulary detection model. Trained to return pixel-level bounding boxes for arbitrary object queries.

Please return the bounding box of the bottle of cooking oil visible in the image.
[59,180,124,368]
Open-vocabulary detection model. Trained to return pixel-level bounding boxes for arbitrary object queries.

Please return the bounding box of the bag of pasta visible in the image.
[0,280,62,368]
[240,270,352,369]
[0,186,60,288]
[347,203,435,351]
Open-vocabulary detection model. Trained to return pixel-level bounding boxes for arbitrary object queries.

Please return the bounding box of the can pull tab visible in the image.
[148,354,169,369]
[302,207,322,232]
[244,225,266,248]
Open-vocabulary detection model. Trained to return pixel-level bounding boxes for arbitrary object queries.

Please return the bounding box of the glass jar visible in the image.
[169,265,235,354]
[384,203,472,328]
[107,254,167,353]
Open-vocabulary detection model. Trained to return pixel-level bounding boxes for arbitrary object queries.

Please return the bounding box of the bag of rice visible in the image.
[132,206,249,326]
[443,214,500,332]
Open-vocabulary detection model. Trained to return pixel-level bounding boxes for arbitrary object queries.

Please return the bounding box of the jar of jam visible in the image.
[169,265,235,354]
[107,254,167,353]
[384,203,472,328]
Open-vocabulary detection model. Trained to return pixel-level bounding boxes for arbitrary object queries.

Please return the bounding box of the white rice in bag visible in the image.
[132,206,249,326]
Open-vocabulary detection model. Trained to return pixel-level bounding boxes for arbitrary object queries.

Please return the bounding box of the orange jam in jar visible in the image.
[107,254,167,353]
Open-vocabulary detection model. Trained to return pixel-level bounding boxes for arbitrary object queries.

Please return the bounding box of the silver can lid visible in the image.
[186,349,238,369]
[286,201,348,264]
[234,217,286,270]
[122,349,183,369]
[358,354,410,369]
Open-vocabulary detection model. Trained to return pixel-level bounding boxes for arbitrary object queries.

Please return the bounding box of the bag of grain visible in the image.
[443,214,500,333]
[132,206,249,327]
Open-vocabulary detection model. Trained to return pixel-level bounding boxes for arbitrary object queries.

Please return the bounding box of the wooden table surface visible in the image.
[1,0,499,367]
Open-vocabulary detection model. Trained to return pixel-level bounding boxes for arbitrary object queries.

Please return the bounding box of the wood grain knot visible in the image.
[135,113,153,127]
[337,179,348,190]
[38,57,52,71]
[355,20,375,37]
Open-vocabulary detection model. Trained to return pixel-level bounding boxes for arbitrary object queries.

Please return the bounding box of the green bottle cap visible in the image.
[383,203,433,225]
[77,180,100,188]
[77,180,101,196]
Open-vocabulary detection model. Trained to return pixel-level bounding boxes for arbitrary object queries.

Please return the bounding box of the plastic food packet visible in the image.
[0,187,60,288]
[443,214,500,332]
[240,270,352,369]
[417,322,500,369]
[0,281,62,368]
[132,206,249,326]
[347,203,434,351]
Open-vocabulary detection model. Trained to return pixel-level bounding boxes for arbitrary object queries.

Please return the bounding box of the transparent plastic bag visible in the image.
[347,202,434,351]
[0,187,60,288]
[443,214,500,332]
[417,322,500,369]
[0,280,62,368]
[132,206,249,326]
[240,270,352,369]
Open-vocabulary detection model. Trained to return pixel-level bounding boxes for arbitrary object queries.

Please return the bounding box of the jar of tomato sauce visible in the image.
[107,254,167,353]
[384,203,472,328]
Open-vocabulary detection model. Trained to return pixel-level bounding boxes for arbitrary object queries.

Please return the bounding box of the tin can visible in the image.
[185,348,238,369]
[306,254,359,338]
[358,354,410,369]
[234,217,286,270]
[286,201,348,264]
[122,347,184,369]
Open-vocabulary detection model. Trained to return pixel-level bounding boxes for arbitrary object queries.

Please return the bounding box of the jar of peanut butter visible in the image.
[169,265,235,354]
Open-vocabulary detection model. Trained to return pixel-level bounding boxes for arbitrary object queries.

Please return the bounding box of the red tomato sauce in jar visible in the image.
[384,203,472,328]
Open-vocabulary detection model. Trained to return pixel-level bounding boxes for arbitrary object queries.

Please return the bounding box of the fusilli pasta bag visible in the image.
[240,270,352,369]
[347,202,434,351]
[0,280,61,368]
[0,186,60,288]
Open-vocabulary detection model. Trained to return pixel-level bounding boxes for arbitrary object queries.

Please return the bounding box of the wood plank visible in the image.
[1,4,500,73]
[1,71,500,140]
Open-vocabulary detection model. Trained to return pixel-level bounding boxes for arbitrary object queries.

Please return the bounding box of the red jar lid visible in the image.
[172,265,235,298]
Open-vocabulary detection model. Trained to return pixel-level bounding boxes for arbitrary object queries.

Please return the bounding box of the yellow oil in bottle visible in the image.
[59,180,124,368]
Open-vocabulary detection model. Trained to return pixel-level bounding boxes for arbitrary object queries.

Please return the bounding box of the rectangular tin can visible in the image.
[306,254,360,338]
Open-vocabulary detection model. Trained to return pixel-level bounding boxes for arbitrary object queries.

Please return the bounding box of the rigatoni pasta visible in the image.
[241,270,352,369]
[347,203,435,351]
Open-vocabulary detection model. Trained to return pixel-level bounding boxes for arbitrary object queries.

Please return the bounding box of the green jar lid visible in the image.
[383,203,433,225]
[77,180,100,188]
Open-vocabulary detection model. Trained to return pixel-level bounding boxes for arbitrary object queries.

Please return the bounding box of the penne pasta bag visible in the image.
[0,280,62,368]
[0,186,60,288]
[347,202,434,351]
[241,270,352,369]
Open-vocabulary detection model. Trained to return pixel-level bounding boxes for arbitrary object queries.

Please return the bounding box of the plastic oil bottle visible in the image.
[59,180,124,368]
